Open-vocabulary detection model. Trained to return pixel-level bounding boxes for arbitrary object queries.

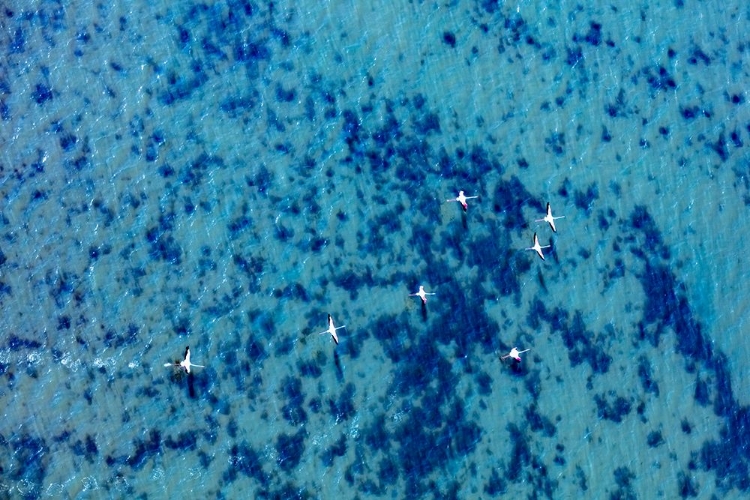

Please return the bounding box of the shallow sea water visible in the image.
[1,0,750,498]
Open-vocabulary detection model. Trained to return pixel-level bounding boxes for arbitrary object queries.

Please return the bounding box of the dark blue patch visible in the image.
[393,339,455,398]
[307,235,327,253]
[221,94,258,117]
[363,413,390,453]
[75,30,90,43]
[277,282,309,302]
[476,371,492,395]
[629,206,666,255]
[730,129,743,148]
[200,37,225,59]
[0,100,10,121]
[605,89,627,117]
[394,421,447,496]
[710,132,729,162]
[492,175,540,230]
[10,27,25,53]
[8,334,42,350]
[145,143,159,163]
[562,311,611,374]
[57,315,70,331]
[573,183,598,212]
[524,370,542,400]
[484,468,506,495]
[712,357,734,417]
[594,393,631,422]
[244,165,273,194]
[173,317,191,336]
[52,430,70,443]
[328,383,356,421]
[233,255,263,293]
[687,45,711,65]
[165,431,197,451]
[680,105,699,120]
[71,435,98,463]
[180,153,224,187]
[176,25,190,45]
[103,325,139,349]
[92,199,115,227]
[276,430,306,472]
[275,84,296,102]
[341,109,363,152]
[468,145,499,177]
[297,358,322,378]
[503,13,527,44]
[224,443,268,485]
[145,226,182,264]
[227,418,239,439]
[442,31,456,48]
[159,70,209,106]
[234,39,270,62]
[447,403,482,456]
[30,189,47,201]
[647,430,664,447]
[265,22,288,45]
[59,133,77,151]
[544,132,566,156]
[553,448,566,466]
[677,471,698,498]
[681,419,693,434]
[32,83,53,104]
[699,439,749,490]
[331,268,374,300]
[129,115,145,137]
[540,43,557,61]
[227,215,251,239]
[505,423,530,481]
[88,245,101,260]
[10,433,48,485]
[640,65,676,93]
[281,376,307,426]
[233,253,263,277]
[304,95,315,121]
[395,142,429,183]
[378,455,399,485]
[249,310,275,338]
[436,147,460,178]
[127,429,161,470]
[637,356,659,395]
[565,45,583,66]
[480,0,500,14]
[611,467,636,498]
[321,434,347,467]
[274,223,294,241]
[136,385,159,398]
[158,164,175,177]
[577,22,601,46]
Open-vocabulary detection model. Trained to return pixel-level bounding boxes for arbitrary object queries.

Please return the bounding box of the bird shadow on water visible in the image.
[333,350,344,382]
[421,302,428,322]
[509,360,525,375]
[187,373,196,399]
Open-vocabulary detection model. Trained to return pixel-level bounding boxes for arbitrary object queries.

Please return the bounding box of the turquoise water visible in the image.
[1,0,750,498]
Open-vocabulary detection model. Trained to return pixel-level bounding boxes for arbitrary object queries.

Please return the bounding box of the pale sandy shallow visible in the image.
[1,1,749,498]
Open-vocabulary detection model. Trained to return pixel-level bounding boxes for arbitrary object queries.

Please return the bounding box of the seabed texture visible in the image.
[1,1,750,498]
